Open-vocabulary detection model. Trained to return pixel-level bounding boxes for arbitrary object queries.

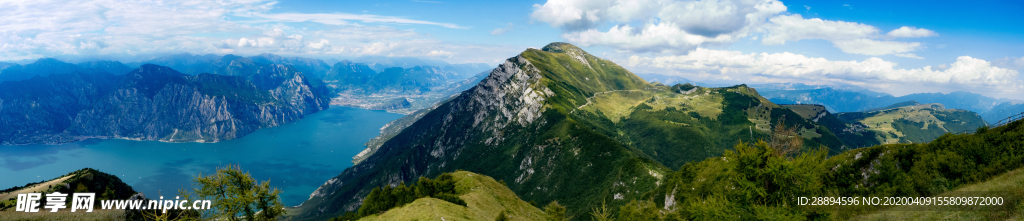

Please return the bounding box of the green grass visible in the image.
[783,104,827,120]
[357,171,545,221]
[0,168,135,211]
[854,167,1024,220]
[0,208,125,221]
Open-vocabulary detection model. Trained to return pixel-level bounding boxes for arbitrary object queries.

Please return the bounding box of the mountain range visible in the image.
[289,43,995,220]
[757,87,1022,124]
[0,62,330,145]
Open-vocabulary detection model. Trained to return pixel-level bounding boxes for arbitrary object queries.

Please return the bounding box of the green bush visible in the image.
[352,172,466,219]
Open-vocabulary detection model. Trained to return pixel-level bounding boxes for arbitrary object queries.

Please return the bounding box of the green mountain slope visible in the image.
[1,168,136,211]
[835,103,987,144]
[294,43,860,220]
[351,171,546,221]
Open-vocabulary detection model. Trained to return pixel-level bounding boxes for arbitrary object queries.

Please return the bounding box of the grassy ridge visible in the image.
[0,168,135,211]
[355,171,546,221]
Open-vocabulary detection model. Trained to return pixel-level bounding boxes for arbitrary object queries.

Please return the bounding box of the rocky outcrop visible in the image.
[0,64,329,145]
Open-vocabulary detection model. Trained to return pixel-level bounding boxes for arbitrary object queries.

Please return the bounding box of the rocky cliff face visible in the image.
[0,64,329,145]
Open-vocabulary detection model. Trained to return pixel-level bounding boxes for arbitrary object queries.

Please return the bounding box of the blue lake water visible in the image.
[0,106,403,206]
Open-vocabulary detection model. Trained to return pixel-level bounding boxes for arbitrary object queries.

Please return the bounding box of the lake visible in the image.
[0,106,403,206]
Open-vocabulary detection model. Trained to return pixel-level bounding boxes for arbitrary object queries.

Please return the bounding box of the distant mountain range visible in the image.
[756,87,1022,124]
[133,53,489,114]
[322,61,490,114]
[635,73,690,85]
[0,62,330,145]
[0,58,133,82]
[621,75,1023,125]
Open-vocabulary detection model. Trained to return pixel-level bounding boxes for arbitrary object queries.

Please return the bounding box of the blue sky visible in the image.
[1,0,1023,99]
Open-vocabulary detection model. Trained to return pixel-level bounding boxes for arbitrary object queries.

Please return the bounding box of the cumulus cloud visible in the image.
[886,26,938,38]
[534,0,783,51]
[532,0,934,57]
[308,39,331,50]
[625,49,1022,98]
[562,22,740,54]
[760,14,878,45]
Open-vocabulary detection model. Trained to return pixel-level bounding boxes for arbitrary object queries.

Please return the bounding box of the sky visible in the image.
[1,0,1023,99]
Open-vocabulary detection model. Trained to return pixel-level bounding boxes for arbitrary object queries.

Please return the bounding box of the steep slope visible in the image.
[295,43,854,220]
[353,171,546,221]
[294,43,668,220]
[0,64,330,145]
[835,103,987,144]
[783,104,883,149]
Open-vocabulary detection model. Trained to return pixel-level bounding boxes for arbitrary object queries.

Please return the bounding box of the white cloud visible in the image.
[994,56,1024,71]
[562,22,739,54]
[531,0,643,31]
[761,14,878,45]
[831,39,921,56]
[0,0,513,64]
[625,49,1022,99]
[804,5,810,10]
[532,0,933,57]
[886,26,938,38]
[255,13,470,29]
[0,0,272,60]
[308,39,332,52]
[491,23,514,36]
[894,53,924,59]
[426,50,454,58]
